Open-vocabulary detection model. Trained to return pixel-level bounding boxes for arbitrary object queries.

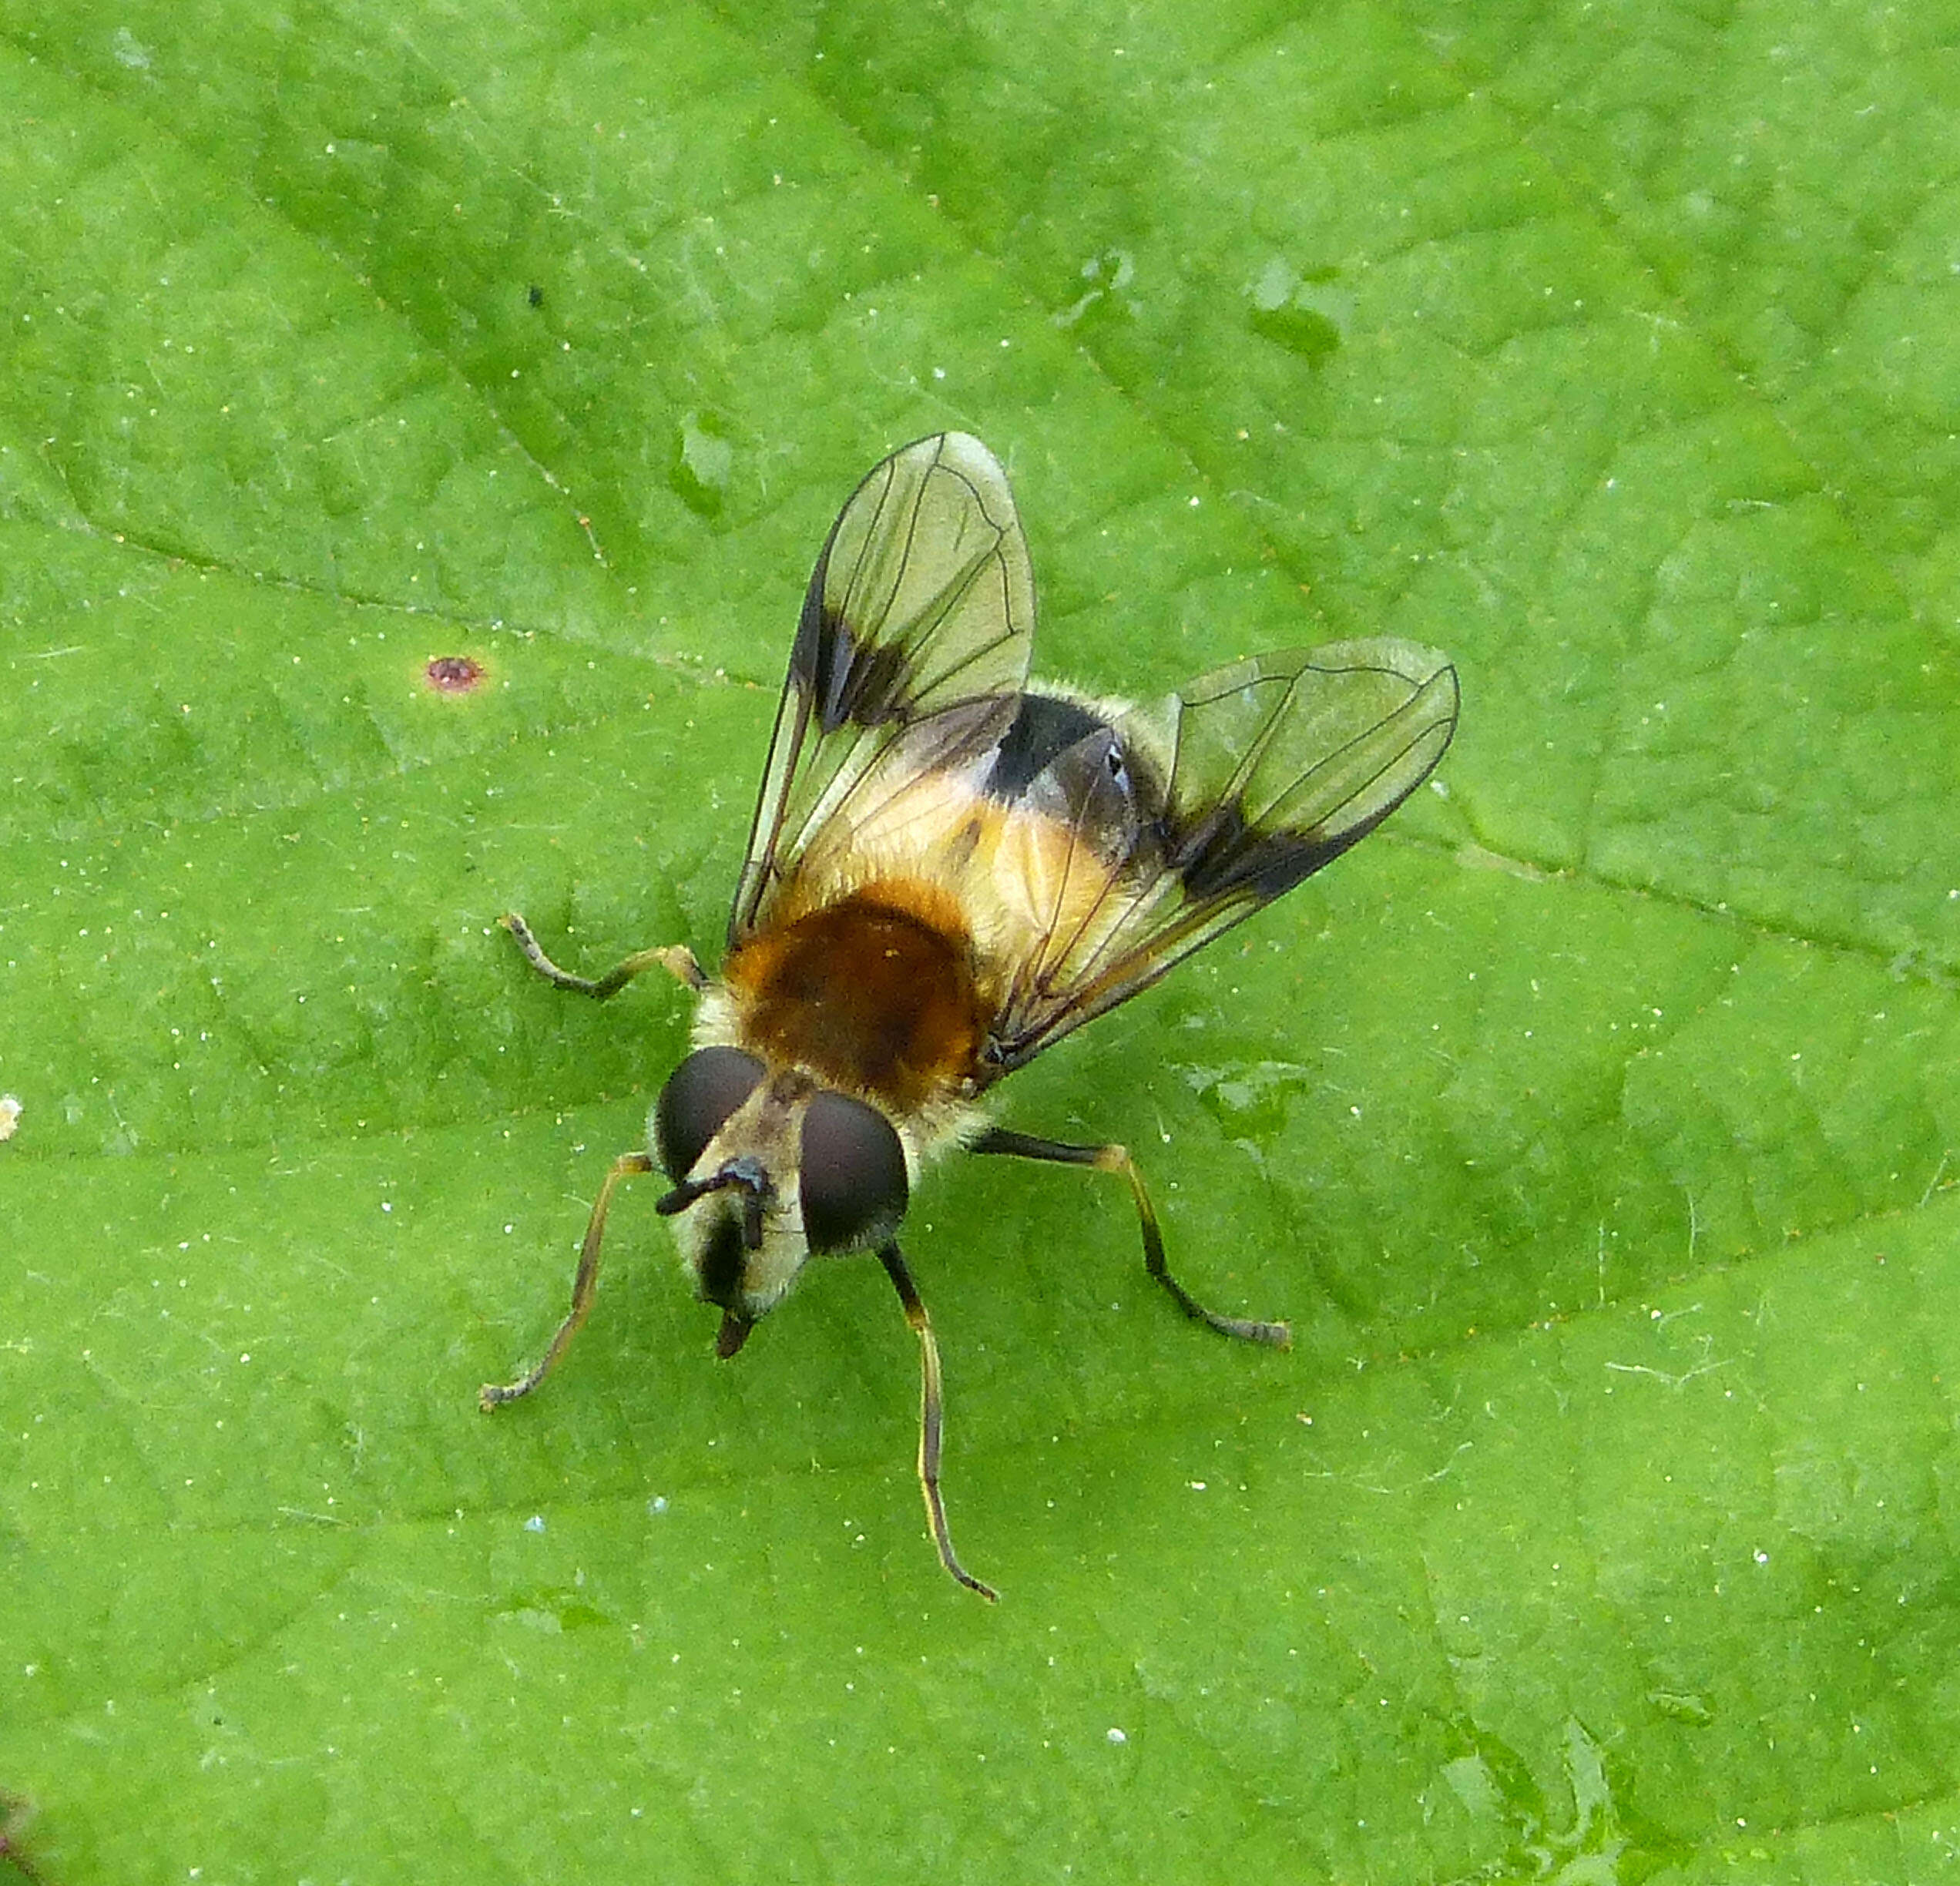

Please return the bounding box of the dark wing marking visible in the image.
[981,638,1459,1077]
[731,434,1036,942]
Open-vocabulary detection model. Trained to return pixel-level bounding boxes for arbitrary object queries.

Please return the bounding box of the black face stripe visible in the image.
[695,1213,747,1310]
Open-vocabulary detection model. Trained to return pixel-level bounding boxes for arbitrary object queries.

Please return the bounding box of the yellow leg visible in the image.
[879,1243,998,1602]
[502,911,704,998]
[480,1151,654,1409]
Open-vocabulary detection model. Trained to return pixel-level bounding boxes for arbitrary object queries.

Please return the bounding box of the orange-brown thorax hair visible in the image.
[723,879,991,1114]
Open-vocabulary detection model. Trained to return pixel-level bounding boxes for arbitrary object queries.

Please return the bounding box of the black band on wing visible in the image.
[732,435,1039,945]
[1164,797,1376,903]
[793,592,915,736]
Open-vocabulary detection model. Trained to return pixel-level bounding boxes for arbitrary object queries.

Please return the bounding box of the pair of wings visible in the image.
[731,434,1459,1082]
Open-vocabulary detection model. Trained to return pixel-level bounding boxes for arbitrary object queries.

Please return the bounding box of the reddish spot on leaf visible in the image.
[0,1789,45,1886]
[426,656,486,693]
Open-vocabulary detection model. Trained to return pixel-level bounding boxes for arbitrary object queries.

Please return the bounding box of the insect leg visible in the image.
[502,911,706,998]
[878,1243,998,1602]
[480,1150,655,1409]
[968,1127,1291,1348]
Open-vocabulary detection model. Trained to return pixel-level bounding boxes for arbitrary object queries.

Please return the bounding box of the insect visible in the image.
[482,433,1458,1599]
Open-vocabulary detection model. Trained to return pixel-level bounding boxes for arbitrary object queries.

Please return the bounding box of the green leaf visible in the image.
[4,1,1957,1879]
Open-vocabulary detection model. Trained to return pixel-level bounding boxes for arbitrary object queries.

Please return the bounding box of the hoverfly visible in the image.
[482,433,1458,1599]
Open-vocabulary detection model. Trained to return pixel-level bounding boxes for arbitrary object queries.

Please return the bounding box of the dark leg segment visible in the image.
[879,1243,998,1602]
[970,1127,1290,1348]
[502,911,705,999]
[481,1151,655,1409]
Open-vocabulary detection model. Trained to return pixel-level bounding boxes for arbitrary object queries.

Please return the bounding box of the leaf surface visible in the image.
[2,2,1956,1878]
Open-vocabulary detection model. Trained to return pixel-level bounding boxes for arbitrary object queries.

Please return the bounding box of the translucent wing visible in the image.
[730,434,1036,943]
[981,639,1459,1076]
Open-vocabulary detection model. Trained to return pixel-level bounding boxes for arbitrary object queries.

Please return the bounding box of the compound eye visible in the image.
[799,1092,909,1252]
[655,1048,765,1180]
